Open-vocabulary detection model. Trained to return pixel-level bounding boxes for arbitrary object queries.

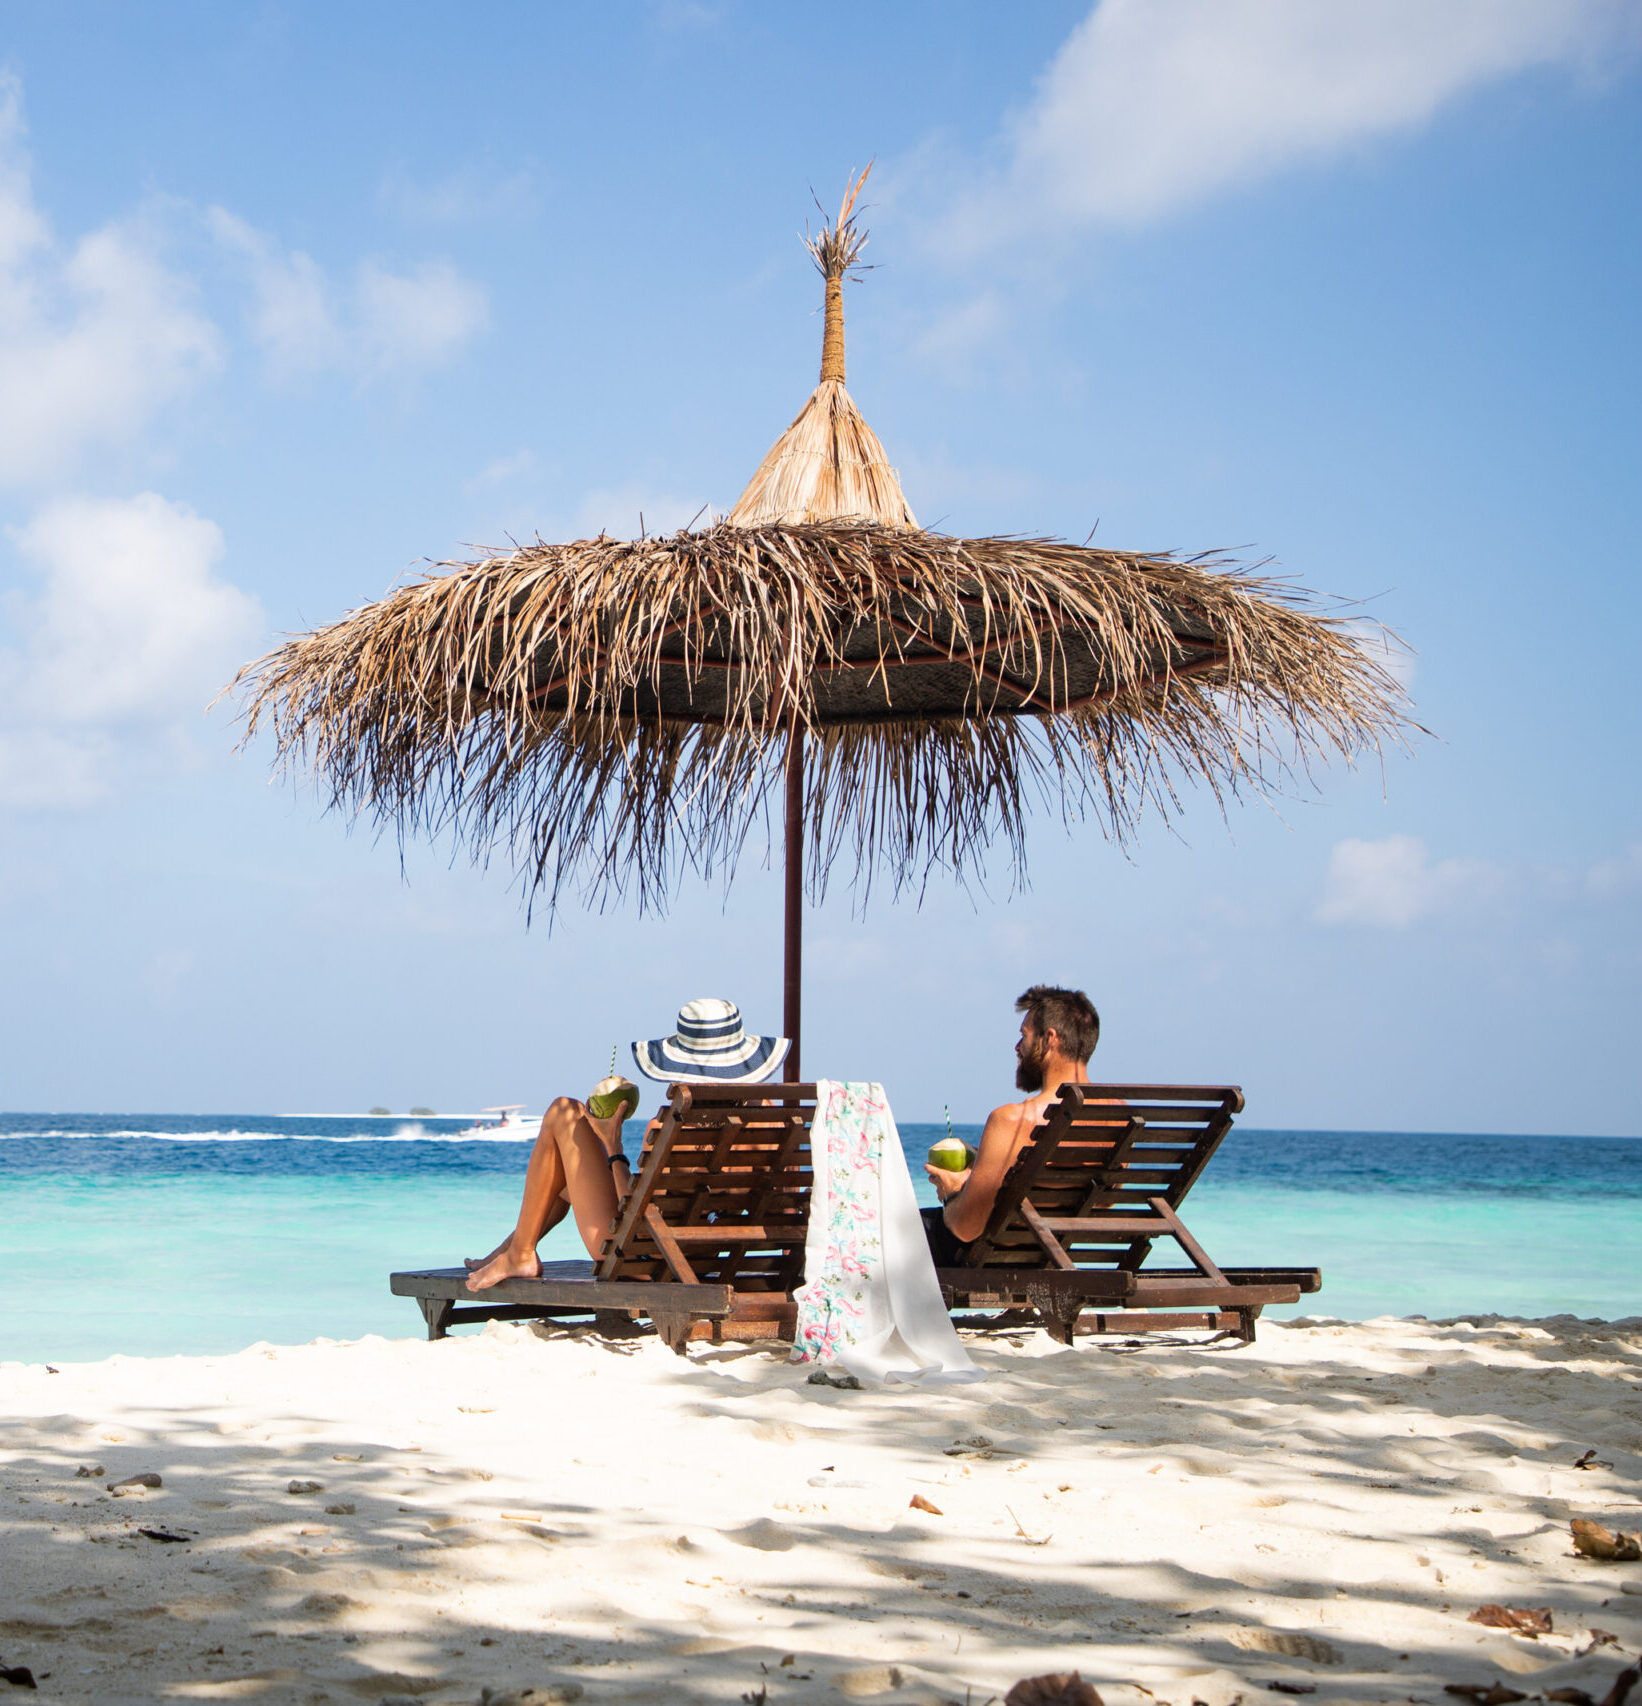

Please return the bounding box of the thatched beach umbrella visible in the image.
[237,172,1404,1079]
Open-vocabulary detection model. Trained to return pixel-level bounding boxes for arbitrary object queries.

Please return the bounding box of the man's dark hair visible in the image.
[1015,985,1100,1063]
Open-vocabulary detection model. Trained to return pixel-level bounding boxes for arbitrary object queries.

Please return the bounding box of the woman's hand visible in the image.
[925,1162,970,1203]
[581,1101,627,1149]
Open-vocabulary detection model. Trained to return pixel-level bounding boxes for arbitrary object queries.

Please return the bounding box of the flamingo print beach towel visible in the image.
[792,1080,984,1386]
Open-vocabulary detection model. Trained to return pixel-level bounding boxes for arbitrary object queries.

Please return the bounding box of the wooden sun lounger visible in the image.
[390,1081,816,1353]
[934,1082,1320,1344]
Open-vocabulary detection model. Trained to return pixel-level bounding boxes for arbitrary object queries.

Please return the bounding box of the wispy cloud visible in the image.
[379,163,538,225]
[463,450,539,494]
[355,258,487,371]
[0,726,110,809]
[0,75,220,487]
[1587,844,1642,901]
[0,492,263,807]
[569,484,709,540]
[209,208,488,380]
[1314,832,1642,931]
[1316,833,1502,927]
[1346,620,1417,694]
[931,0,1633,256]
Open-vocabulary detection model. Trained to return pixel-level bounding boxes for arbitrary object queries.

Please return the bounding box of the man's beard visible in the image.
[1015,1040,1047,1093]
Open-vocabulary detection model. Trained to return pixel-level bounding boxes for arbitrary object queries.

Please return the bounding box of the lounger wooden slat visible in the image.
[389,1258,736,1342]
[393,1076,1316,1353]
[936,1082,1320,1344]
[390,1082,817,1352]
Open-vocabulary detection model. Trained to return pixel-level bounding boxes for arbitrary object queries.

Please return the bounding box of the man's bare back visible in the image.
[926,989,1100,1247]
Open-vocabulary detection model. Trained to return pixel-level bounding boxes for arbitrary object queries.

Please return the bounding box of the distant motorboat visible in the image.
[453,1105,539,1139]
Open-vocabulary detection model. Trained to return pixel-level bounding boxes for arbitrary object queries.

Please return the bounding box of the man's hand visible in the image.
[925,1162,970,1203]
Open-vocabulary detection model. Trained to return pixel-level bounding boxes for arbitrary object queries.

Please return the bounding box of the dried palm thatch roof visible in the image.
[728,169,916,531]
[235,173,1408,918]
[237,525,1404,914]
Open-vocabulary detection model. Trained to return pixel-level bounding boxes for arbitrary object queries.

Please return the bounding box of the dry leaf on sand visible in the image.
[1572,1520,1642,1562]
[1005,1671,1105,1706]
[908,1494,942,1515]
[1443,1685,1528,1705]
[1468,1605,1553,1636]
[1544,1668,1641,1706]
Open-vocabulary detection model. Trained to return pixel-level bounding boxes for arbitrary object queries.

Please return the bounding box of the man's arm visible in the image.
[926,1104,1023,1246]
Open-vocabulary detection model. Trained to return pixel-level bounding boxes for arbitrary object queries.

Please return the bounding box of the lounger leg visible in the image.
[1040,1300,1084,1346]
[649,1307,693,1356]
[1235,1307,1258,1345]
[418,1297,455,1341]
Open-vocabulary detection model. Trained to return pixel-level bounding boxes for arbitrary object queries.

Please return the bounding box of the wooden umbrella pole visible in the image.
[783,723,804,1081]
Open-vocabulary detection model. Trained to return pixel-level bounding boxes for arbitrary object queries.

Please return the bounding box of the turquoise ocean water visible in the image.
[2,1113,1637,1365]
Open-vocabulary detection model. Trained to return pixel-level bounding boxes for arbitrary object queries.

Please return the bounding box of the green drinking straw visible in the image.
[945,1104,953,1144]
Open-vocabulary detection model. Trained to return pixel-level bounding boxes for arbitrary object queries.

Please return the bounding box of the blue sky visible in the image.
[1,1,1638,1132]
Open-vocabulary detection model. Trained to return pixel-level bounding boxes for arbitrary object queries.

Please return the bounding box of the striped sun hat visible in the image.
[631,997,790,1084]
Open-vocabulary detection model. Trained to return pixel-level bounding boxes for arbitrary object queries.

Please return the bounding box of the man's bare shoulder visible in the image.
[980,1096,1048,1144]
[981,1087,1118,1139]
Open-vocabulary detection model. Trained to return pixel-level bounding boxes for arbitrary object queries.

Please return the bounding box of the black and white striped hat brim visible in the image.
[630,997,790,1084]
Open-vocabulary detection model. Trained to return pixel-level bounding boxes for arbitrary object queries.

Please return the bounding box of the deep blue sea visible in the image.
[2,1113,1637,1365]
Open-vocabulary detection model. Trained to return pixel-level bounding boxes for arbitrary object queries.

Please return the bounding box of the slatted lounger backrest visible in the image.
[964,1083,1244,1274]
[596,1081,817,1293]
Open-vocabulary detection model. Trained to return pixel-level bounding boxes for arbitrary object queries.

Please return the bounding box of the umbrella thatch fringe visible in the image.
[234,520,1411,917]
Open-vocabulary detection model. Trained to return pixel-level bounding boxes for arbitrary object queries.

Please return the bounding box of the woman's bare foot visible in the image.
[463,1237,510,1272]
[465,1245,543,1291]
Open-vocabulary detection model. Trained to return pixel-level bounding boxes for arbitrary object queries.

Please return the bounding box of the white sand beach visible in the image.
[3,1315,1639,1706]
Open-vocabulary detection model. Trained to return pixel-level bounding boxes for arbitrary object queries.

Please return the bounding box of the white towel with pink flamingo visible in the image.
[792,1080,984,1386]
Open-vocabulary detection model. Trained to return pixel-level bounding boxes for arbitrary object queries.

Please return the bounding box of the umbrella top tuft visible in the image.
[727,166,918,533]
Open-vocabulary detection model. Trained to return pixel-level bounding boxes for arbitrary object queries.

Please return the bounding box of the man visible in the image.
[922,985,1100,1264]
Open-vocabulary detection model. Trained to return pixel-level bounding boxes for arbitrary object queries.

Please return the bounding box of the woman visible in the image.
[464,997,789,1290]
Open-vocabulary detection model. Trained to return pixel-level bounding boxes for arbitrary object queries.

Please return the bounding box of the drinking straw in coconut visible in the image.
[588,1045,638,1121]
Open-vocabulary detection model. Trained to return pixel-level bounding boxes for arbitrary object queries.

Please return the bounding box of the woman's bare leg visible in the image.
[539,1098,625,1259]
[465,1108,576,1290]
[463,1196,570,1270]
[465,1180,571,1269]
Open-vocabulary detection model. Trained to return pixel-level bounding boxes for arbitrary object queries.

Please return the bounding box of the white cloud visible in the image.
[1346,619,1417,694]
[1315,833,1503,928]
[570,485,709,540]
[210,208,487,379]
[356,259,488,371]
[380,164,538,225]
[456,480,709,557]
[142,947,196,1002]
[207,209,339,372]
[1587,844,1642,900]
[1318,835,1642,934]
[911,289,1009,372]
[0,493,264,807]
[463,450,539,493]
[943,0,1630,246]
[0,75,220,486]
[0,727,111,809]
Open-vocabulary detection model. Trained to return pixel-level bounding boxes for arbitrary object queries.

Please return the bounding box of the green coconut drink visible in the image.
[928,1104,970,1173]
[927,1137,971,1172]
[587,1075,640,1122]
